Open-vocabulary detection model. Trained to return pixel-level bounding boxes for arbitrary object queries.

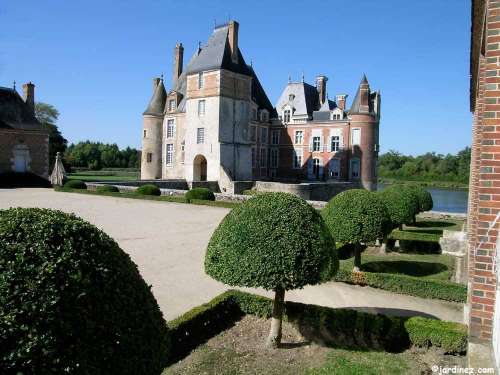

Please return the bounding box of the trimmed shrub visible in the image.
[63,179,87,189]
[185,187,216,202]
[96,185,119,193]
[0,208,170,374]
[406,185,433,212]
[399,185,420,219]
[405,317,467,353]
[136,184,161,196]
[0,172,51,188]
[377,186,415,228]
[322,189,391,271]
[205,192,338,347]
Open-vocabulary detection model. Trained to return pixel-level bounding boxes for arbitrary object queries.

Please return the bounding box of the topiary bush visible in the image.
[185,187,215,202]
[63,179,87,190]
[406,185,433,213]
[0,208,170,374]
[377,186,415,229]
[205,192,338,348]
[399,185,420,223]
[136,184,161,196]
[96,185,120,193]
[322,189,391,271]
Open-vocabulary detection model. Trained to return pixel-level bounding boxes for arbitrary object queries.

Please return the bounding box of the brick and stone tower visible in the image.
[141,77,166,179]
[348,75,380,191]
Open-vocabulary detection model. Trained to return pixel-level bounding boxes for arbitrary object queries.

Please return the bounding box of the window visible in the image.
[330,136,340,152]
[197,128,205,144]
[252,109,257,120]
[329,158,340,178]
[166,119,175,138]
[351,158,360,178]
[261,128,268,144]
[198,72,204,89]
[293,150,303,169]
[270,148,279,168]
[198,100,206,116]
[312,136,321,152]
[313,158,321,178]
[166,144,174,165]
[252,148,257,167]
[332,113,341,120]
[261,111,268,122]
[283,109,291,123]
[143,129,147,138]
[181,141,185,163]
[289,94,295,101]
[260,148,267,167]
[146,153,152,163]
[168,99,176,112]
[351,128,361,146]
[271,130,279,145]
[294,130,303,144]
[250,126,257,142]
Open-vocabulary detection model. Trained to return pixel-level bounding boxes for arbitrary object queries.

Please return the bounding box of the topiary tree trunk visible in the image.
[266,287,285,348]
[353,243,362,272]
[379,236,388,254]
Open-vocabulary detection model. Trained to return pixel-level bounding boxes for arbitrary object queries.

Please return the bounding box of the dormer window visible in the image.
[289,94,295,101]
[260,110,268,122]
[283,110,291,123]
[168,99,176,112]
[198,72,204,89]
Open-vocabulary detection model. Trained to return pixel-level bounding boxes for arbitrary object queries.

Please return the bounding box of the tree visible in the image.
[377,186,415,230]
[205,193,338,348]
[322,189,391,272]
[64,141,140,170]
[35,102,68,168]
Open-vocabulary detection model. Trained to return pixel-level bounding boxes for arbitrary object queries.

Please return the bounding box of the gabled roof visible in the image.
[143,80,167,115]
[275,82,320,117]
[0,86,43,130]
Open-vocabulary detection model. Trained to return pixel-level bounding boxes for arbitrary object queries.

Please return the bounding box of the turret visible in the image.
[141,78,166,180]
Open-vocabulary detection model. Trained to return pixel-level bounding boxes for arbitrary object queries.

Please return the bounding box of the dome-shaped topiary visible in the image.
[205,192,338,348]
[377,186,415,228]
[322,189,391,271]
[96,185,120,193]
[0,208,170,374]
[136,184,161,196]
[63,179,87,189]
[406,185,433,212]
[185,187,215,202]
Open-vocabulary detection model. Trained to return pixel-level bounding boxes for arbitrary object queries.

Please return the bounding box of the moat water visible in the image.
[377,183,468,214]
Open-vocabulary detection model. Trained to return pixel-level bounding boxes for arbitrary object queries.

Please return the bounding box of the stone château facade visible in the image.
[140,21,380,193]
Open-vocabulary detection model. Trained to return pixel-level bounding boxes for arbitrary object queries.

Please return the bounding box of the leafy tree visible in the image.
[205,193,338,348]
[377,186,415,229]
[35,102,67,168]
[64,141,139,170]
[322,189,391,272]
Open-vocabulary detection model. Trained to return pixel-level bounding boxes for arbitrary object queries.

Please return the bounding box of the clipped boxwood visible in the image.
[377,187,415,228]
[185,187,215,202]
[406,185,433,212]
[0,208,169,374]
[205,192,338,347]
[96,185,119,193]
[136,184,161,196]
[405,317,467,353]
[63,179,87,190]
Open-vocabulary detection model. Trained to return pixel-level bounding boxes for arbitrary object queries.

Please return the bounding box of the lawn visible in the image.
[67,173,139,182]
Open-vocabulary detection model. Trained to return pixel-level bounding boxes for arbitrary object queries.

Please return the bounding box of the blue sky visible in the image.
[1,0,471,155]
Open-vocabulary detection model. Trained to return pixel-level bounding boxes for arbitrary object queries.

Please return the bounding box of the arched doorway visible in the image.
[193,154,207,181]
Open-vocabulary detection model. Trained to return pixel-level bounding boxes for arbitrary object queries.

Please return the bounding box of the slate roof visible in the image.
[0,86,44,131]
[349,75,373,114]
[274,82,320,117]
[143,80,167,115]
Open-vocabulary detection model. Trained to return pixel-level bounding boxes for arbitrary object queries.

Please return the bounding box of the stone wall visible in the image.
[254,180,359,201]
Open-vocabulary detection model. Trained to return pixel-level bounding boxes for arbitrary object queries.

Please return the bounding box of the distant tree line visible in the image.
[378,147,471,184]
[64,141,140,170]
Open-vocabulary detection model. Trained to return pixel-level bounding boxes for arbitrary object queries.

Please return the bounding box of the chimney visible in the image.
[359,74,370,113]
[172,42,184,88]
[152,77,161,92]
[22,82,35,114]
[336,94,347,111]
[315,75,328,105]
[228,21,239,64]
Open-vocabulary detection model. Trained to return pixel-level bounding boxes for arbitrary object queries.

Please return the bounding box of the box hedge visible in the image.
[185,187,216,202]
[168,290,467,358]
[96,184,120,193]
[0,208,170,374]
[63,179,87,189]
[136,184,161,196]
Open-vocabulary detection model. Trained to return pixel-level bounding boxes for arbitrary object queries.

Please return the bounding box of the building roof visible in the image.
[349,75,373,114]
[143,80,167,115]
[274,82,320,117]
[0,86,43,130]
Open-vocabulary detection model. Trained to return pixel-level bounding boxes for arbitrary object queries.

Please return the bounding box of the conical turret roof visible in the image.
[143,79,166,115]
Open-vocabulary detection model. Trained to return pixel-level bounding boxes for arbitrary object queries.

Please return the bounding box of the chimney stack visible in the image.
[336,94,347,111]
[172,42,184,88]
[22,82,35,114]
[228,21,239,64]
[358,74,370,113]
[315,75,328,105]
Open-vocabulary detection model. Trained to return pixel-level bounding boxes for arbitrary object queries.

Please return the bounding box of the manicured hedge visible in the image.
[334,268,466,302]
[136,184,161,196]
[63,179,87,189]
[168,290,467,357]
[0,208,170,374]
[96,185,119,193]
[185,187,215,202]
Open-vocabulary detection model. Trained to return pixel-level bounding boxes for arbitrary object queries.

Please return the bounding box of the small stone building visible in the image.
[0,83,49,178]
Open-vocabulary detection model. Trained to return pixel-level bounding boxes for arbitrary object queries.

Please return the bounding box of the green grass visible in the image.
[306,349,415,375]
[389,218,464,243]
[67,174,138,182]
[339,253,454,281]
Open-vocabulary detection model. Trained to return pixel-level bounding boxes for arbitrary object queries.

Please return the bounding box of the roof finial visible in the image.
[301,71,305,83]
[250,59,253,67]
[160,74,164,82]
[13,80,16,90]
[214,18,216,29]
[288,75,291,83]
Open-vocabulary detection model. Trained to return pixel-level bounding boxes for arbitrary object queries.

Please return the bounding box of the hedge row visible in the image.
[168,290,467,358]
[334,268,467,303]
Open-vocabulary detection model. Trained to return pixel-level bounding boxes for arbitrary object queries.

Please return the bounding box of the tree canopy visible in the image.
[64,141,139,170]
[35,102,67,168]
